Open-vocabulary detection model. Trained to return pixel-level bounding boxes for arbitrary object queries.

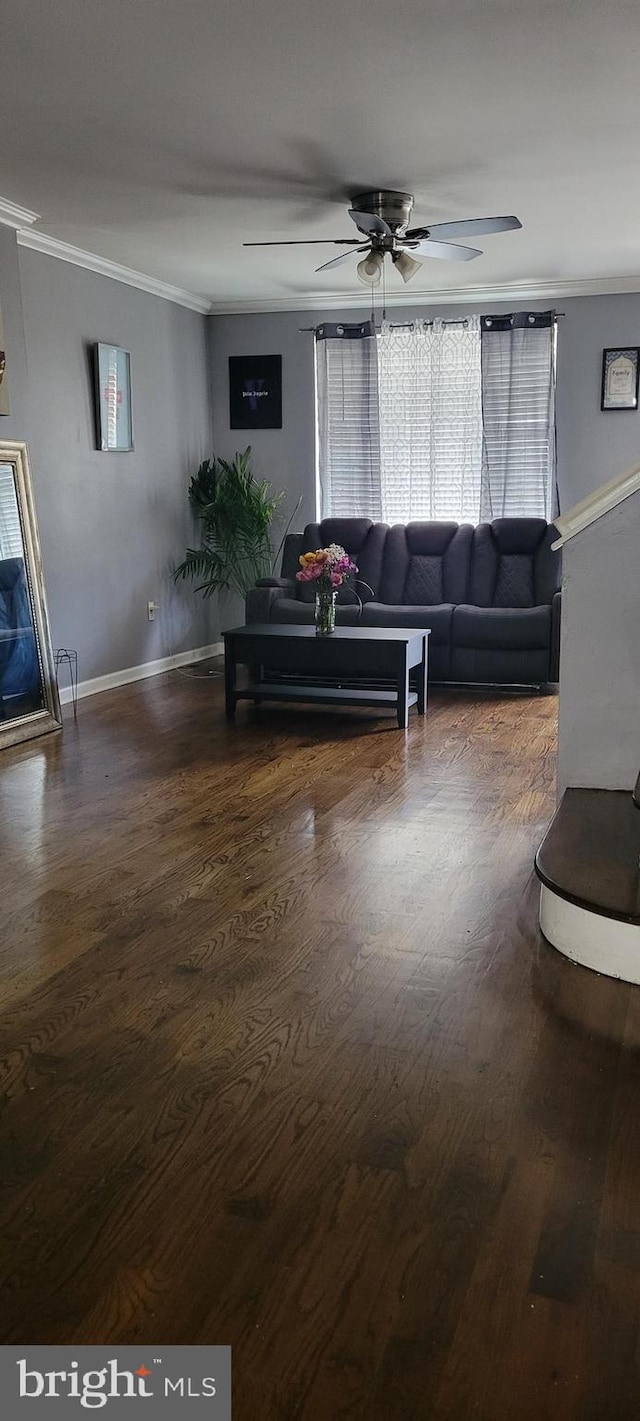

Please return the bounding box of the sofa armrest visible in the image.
[246,583,293,624]
[550,588,562,681]
[254,576,296,590]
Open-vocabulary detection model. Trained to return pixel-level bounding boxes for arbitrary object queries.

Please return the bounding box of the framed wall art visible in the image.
[601,347,640,411]
[229,354,282,430]
[94,343,133,450]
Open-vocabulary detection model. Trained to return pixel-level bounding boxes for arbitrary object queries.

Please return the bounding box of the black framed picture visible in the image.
[229,354,282,429]
[601,347,640,411]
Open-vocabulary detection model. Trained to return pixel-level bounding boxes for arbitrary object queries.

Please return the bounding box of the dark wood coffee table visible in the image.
[223,624,429,729]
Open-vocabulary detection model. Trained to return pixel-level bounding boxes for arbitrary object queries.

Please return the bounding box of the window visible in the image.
[316,312,557,523]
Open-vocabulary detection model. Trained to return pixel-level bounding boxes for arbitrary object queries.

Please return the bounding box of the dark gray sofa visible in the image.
[0,557,41,717]
[246,516,561,685]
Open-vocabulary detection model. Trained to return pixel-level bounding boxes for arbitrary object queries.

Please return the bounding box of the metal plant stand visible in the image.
[54,648,78,720]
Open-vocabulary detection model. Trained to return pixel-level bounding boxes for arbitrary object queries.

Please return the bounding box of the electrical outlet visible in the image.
[147,600,156,622]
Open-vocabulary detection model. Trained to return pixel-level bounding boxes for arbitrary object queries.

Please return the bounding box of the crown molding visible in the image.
[207,274,640,316]
[5,186,640,319]
[0,196,41,230]
[16,229,212,314]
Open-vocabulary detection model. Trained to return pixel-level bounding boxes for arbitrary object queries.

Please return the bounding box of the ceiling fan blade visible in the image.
[243,238,363,247]
[405,215,521,241]
[348,210,393,238]
[404,238,482,262]
[315,248,368,272]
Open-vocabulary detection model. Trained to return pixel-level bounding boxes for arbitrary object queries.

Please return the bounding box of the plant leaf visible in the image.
[174,448,290,599]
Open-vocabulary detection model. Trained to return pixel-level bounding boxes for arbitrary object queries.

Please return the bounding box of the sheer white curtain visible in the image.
[377,317,482,522]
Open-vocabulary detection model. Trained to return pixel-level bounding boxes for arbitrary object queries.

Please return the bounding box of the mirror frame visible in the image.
[0,440,61,750]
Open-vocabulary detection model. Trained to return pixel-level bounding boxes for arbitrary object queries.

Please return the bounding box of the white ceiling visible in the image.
[2,0,640,311]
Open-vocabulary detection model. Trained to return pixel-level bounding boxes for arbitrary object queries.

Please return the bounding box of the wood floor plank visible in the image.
[0,670,637,1417]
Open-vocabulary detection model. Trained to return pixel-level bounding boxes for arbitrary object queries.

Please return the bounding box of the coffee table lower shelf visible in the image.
[236,682,419,715]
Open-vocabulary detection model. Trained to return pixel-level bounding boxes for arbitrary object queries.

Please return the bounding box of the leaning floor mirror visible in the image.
[0,440,61,749]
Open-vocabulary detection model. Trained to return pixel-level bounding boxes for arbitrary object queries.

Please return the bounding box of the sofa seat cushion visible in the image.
[0,589,12,635]
[453,604,551,650]
[269,598,361,626]
[360,603,453,645]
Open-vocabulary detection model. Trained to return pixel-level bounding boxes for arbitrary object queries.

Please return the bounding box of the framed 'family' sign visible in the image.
[94,343,133,450]
[601,347,640,411]
[229,354,282,429]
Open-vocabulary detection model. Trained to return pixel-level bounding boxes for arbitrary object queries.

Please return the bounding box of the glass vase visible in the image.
[315,589,337,635]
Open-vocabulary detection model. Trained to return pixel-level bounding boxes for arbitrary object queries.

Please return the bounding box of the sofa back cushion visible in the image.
[469,519,561,608]
[0,557,29,632]
[280,533,305,581]
[0,557,39,694]
[297,518,388,604]
[379,522,473,605]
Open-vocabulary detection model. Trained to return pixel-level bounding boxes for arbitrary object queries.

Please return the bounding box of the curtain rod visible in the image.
[387,318,468,330]
[387,313,566,330]
[300,312,565,333]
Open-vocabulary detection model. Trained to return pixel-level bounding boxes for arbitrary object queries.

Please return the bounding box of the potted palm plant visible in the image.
[174,447,298,600]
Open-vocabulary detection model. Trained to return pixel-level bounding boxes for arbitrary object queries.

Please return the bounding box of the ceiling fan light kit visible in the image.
[391,250,422,284]
[356,249,384,285]
[244,189,522,287]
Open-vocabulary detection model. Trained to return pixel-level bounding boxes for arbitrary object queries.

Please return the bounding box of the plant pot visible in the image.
[315,589,336,635]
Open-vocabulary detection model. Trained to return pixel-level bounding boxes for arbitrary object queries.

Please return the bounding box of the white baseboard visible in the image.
[57,642,224,705]
[539,883,640,985]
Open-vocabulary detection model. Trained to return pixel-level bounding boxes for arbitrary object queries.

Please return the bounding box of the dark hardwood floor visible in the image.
[0,668,638,1418]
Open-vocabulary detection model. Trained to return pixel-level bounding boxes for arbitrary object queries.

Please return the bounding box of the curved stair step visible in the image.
[535,788,640,983]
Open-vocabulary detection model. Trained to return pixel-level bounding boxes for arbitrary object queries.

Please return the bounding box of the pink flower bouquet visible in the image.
[296,543,358,591]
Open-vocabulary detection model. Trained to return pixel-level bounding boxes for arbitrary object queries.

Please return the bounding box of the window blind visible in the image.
[480,313,557,520]
[0,467,24,559]
[316,323,382,520]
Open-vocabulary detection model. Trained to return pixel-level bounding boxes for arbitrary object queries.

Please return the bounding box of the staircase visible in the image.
[535,463,640,981]
[535,784,640,983]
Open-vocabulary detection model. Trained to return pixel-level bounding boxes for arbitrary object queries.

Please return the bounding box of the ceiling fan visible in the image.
[243,189,521,284]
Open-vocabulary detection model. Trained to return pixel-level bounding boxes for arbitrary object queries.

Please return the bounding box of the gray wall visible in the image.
[209,310,318,536]
[0,226,215,684]
[0,225,31,437]
[557,496,640,793]
[210,293,640,521]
